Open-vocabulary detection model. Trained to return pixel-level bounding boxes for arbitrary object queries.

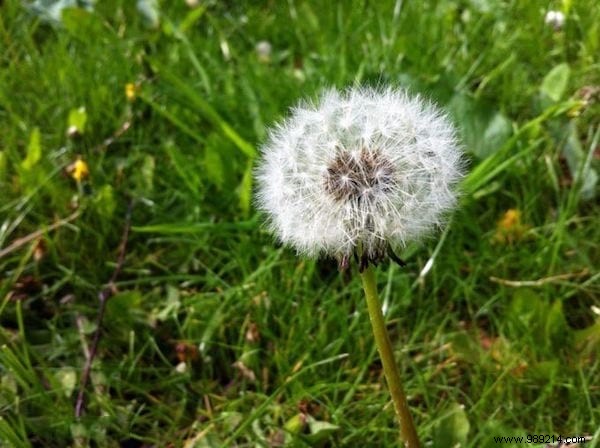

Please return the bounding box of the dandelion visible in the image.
[256,87,463,270]
[545,10,565,30]
[68,157,90,182]
[66,125,79,138]
[255,87,464,447]
[125,83,138,102]
[493,208,529,244]
[255,40,272,64]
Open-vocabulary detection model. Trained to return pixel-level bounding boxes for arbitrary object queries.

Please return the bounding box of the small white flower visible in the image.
[545,10,565,30]
[255,87,465,269]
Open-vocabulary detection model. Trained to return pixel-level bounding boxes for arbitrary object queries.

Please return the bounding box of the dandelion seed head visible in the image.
[255,87,465,266]
[255,40,272,63]
[544,10,565,30]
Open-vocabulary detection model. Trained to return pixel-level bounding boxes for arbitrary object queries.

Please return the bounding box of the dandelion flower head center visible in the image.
[324,147,395,202]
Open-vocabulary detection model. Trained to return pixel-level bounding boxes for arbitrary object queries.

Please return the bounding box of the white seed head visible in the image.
[255,40,273,63]
[544,10,565,30]
[255,87,465,265]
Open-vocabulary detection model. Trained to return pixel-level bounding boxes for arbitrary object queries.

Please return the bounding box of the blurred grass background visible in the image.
[0,0,599,446]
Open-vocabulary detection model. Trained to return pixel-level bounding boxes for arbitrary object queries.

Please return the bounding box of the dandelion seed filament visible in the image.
[323,147,395,202]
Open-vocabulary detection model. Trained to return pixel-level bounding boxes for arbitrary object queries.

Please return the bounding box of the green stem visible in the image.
[360,266,420,448]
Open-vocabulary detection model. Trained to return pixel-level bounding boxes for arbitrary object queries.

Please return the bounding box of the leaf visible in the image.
[178,3,208,34]
[22,127,41,170]
[467,0,503,14]
[305,417,341,444]
[562,0,573,14]
[55,367,77,397]
[432,403,470,448]
[161,140,203,199]
[135,154,155,195]
[482,112,512,157]
[67,107,87,135]
[148,63,256,158]
[283,413,307,435]
[220,412,243,433]
[0,151,6,183]
[238,160,253,216]
[61,7,103,37]
[575,317,600,355]
[462,100,577,196]
[153,285,181,322]
[74,315,97,335]
[204,134,225,189]
[448,93,512,159]
[561,121,598,200]
[183,432,223,448]
[0,417,30,448]
[93,184,116,219]
[529,359,559,381]
[507,289,572,352]
[540,63,570,103]
[0,346,34,392]
[507,288,544,329]
[448,331,482,364]
[106,291,142,327]
[0,374,17,408]
[70,423,88,440]
[477,420,525,448]
[132,219,257,234]
[137,0,160,29]
[26,0,95,24]
[544,300,569,349]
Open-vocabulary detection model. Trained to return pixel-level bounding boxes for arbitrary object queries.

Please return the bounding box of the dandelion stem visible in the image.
[360,266,420,448]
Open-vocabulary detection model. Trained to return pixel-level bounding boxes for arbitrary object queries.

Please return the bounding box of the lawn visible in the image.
[0,1,599,447]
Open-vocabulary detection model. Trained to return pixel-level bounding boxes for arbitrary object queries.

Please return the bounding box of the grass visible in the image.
[0,0,599,446]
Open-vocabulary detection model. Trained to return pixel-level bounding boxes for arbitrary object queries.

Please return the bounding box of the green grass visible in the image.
[0,0,599,446]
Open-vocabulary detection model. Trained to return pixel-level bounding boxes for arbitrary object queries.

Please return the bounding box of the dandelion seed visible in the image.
[255,87,464,270]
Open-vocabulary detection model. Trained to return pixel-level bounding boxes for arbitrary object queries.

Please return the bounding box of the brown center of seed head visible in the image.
[323,147,395,202]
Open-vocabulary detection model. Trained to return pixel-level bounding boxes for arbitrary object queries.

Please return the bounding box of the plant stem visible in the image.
[360,266,420,448]
[75,200,133,418]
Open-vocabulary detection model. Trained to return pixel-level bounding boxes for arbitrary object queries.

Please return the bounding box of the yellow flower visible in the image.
[493,209,528,244]
[125,83,137,101]
[70,158,89,182]
[498,209,520,229]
